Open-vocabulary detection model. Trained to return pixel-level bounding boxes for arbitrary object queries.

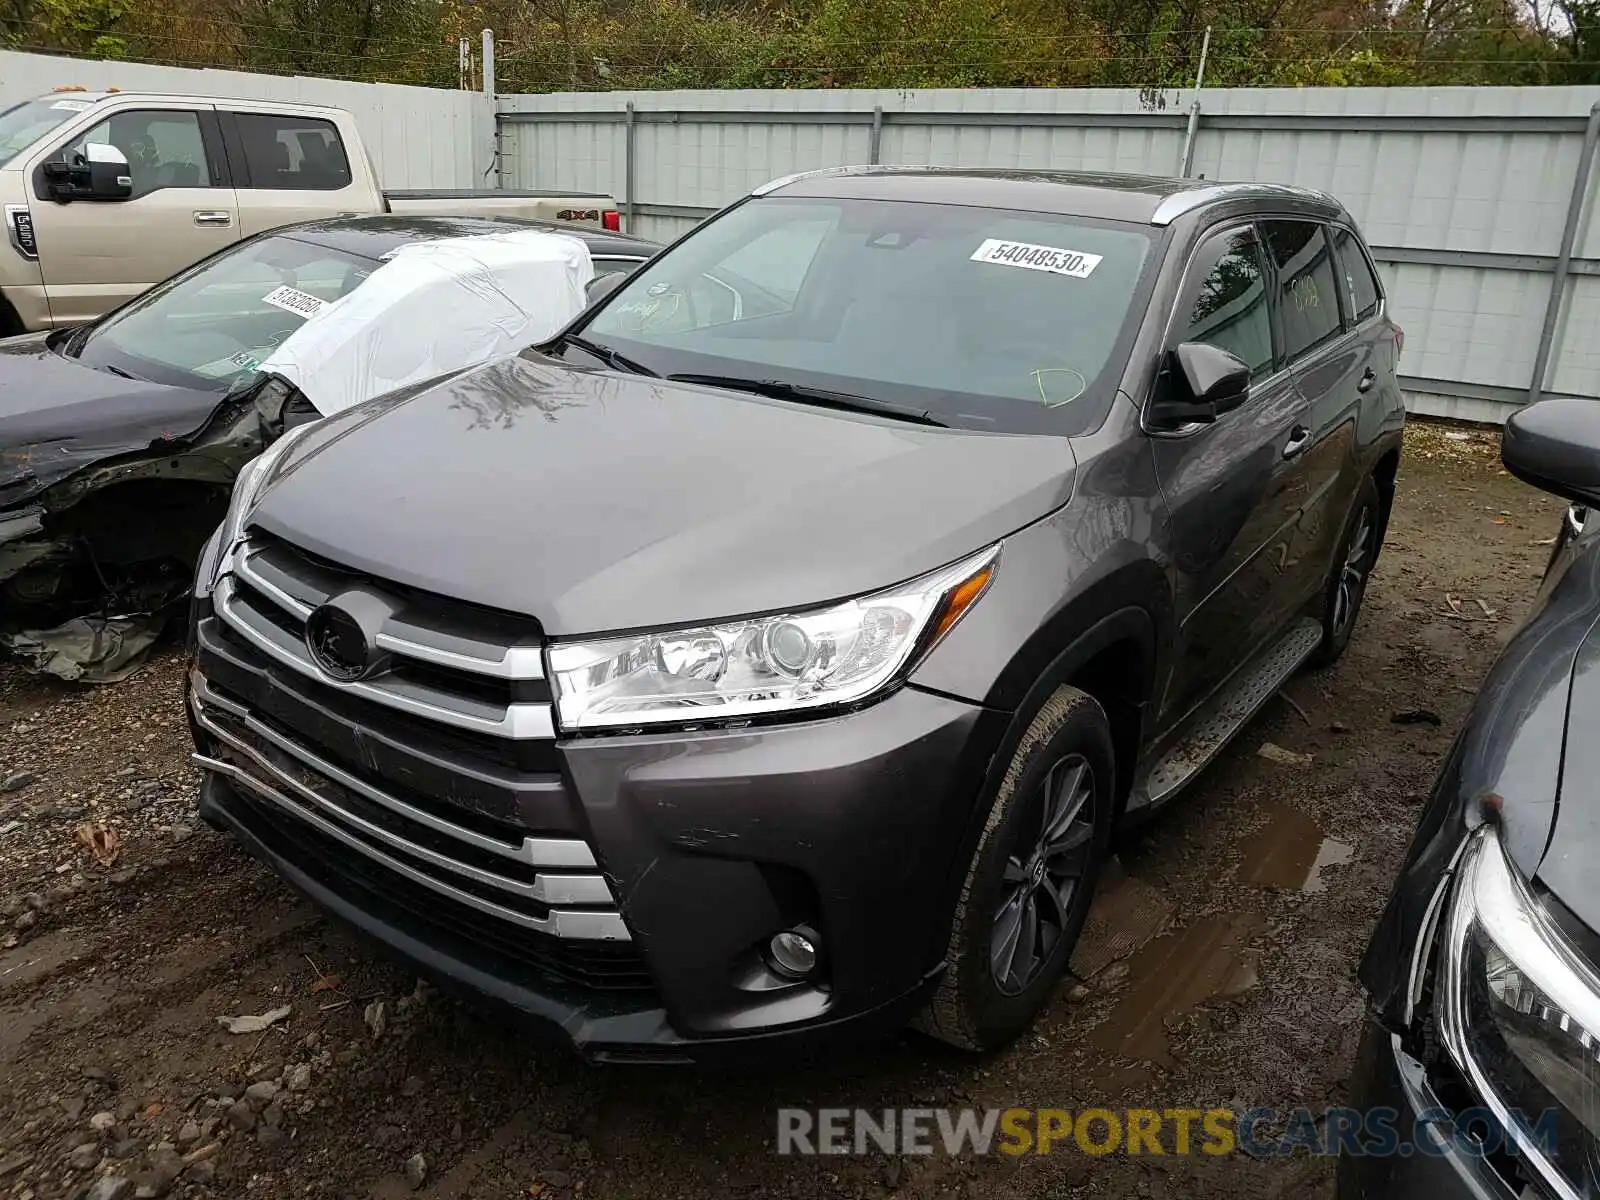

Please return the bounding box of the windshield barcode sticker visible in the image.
[971,239,1102,279]
[261,285,326,320]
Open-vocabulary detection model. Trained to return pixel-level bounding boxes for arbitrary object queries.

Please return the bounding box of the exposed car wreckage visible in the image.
[0,223,595,681]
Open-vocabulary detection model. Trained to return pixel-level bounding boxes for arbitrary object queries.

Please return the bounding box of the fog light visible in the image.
[767,927,820,979]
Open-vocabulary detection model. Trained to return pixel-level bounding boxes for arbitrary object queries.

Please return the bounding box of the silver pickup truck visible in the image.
[0,90,620,334]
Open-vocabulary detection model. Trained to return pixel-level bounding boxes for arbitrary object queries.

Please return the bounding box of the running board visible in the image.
[1130,618,1324,810]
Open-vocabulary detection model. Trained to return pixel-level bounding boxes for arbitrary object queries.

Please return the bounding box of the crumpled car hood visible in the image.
[251,352,1079,636]
[0,331,220,506]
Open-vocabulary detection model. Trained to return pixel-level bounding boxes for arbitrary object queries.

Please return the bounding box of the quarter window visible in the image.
[1176,227,1274,379]
[1263,220,1342,360]
[234,113,351,191]
[1330,226,1383,324]
[59,110,213,197]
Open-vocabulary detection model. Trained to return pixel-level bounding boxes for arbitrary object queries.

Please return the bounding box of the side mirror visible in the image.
[1147,342,1252,429]
[1503,398,1600,508]
[585,271,628,307]
[43,142,132,202]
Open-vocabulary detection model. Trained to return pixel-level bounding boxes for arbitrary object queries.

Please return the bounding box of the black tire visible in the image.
[1309,474,1383,668]
[918,685,1115,1051]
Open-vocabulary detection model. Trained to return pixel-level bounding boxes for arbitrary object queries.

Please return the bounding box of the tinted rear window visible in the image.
[235,113,351,191]
[1263,220,1342,362]
[1331,226,1383,323]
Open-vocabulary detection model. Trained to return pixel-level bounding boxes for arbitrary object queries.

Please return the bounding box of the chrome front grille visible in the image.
[190,673,628,941]
[198,534,631,946]
[215,535,554,740]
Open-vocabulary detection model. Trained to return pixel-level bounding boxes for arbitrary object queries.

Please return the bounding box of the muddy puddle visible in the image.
[1075,803,1354,1068]
[1236,801,1354,893]
[1091,910,1263,1066]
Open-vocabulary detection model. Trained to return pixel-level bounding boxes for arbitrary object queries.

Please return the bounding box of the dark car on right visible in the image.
[1344,398,1600,1199]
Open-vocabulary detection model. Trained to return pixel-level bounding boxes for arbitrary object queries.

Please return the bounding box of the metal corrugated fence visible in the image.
[0,50,494,190]
[498,86,1600,424]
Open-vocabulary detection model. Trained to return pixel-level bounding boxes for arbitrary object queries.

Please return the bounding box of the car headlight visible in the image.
[1438,825,1600,1199]
[196,422,317,598]
[547,545,999,732]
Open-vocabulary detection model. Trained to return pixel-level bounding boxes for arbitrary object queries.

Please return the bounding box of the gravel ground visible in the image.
[0,421,1567,1200]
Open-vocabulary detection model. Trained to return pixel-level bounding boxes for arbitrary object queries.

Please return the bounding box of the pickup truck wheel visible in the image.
[1309,474,1383,668]
[918,685,1114,1051]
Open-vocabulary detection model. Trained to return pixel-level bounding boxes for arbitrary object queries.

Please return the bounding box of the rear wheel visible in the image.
[919,685,1114,1051]
[1309,474,1383,667]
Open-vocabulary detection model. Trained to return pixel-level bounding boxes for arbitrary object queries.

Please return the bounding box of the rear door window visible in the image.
[233,113,352,191]
[1330,226,1383,324]
[1262,220,1342,361]
[1174,226,1274,379]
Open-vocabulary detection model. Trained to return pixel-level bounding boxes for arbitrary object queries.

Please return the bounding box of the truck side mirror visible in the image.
[1147,342,1251,429]
[42,142,132,202]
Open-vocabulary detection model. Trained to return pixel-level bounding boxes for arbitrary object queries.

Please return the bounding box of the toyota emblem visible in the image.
[304,604,371,681]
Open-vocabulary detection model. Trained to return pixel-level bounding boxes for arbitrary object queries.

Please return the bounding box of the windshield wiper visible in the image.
[550,332,658,377]
[101,364,141,381]
[665,374,948,428]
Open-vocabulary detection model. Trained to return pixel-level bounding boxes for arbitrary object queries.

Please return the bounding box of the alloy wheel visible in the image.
[1332,505,1375,637]
[990,754,1096,996]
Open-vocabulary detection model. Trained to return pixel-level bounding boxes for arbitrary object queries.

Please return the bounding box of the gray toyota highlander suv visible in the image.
[185,167,1405,1060]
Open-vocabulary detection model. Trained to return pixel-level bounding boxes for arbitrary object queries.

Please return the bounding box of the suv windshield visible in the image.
[71,234,375,391]
[0,96,94,167]
[580,196,1156,433]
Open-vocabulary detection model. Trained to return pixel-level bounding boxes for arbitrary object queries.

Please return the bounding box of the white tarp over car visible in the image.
[260,228,594,417]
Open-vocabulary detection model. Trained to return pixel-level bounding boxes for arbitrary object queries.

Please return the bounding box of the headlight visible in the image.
[548,545,998,731]
[1438,826,1600,1199]
[197,422,317,597]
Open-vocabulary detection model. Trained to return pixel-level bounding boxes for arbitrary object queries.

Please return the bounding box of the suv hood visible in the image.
[250,353,1078,635]
[0,332,218,505]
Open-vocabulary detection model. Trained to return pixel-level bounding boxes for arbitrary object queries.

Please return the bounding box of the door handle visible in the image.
[1356,368,1377,393]
[1282,425,1312,459]
[193,210,232,228]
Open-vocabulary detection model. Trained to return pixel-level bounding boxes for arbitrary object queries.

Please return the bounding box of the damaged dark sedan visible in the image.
[0,215,654,679]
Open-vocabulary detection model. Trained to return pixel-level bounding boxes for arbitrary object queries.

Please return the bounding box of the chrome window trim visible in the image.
[1149,183,1339,227]
[751,164,891,196]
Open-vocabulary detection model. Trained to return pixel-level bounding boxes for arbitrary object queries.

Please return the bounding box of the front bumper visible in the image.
[190,605,996,1060]
[1336,1016,1520,1200]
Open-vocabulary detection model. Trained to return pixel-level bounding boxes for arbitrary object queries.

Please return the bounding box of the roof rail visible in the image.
[1149,182,1341,226]
[751,164,895,197]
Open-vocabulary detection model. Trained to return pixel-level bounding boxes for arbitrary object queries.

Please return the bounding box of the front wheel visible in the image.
[1309,474,1383,668]
[918,685,1115,1051]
